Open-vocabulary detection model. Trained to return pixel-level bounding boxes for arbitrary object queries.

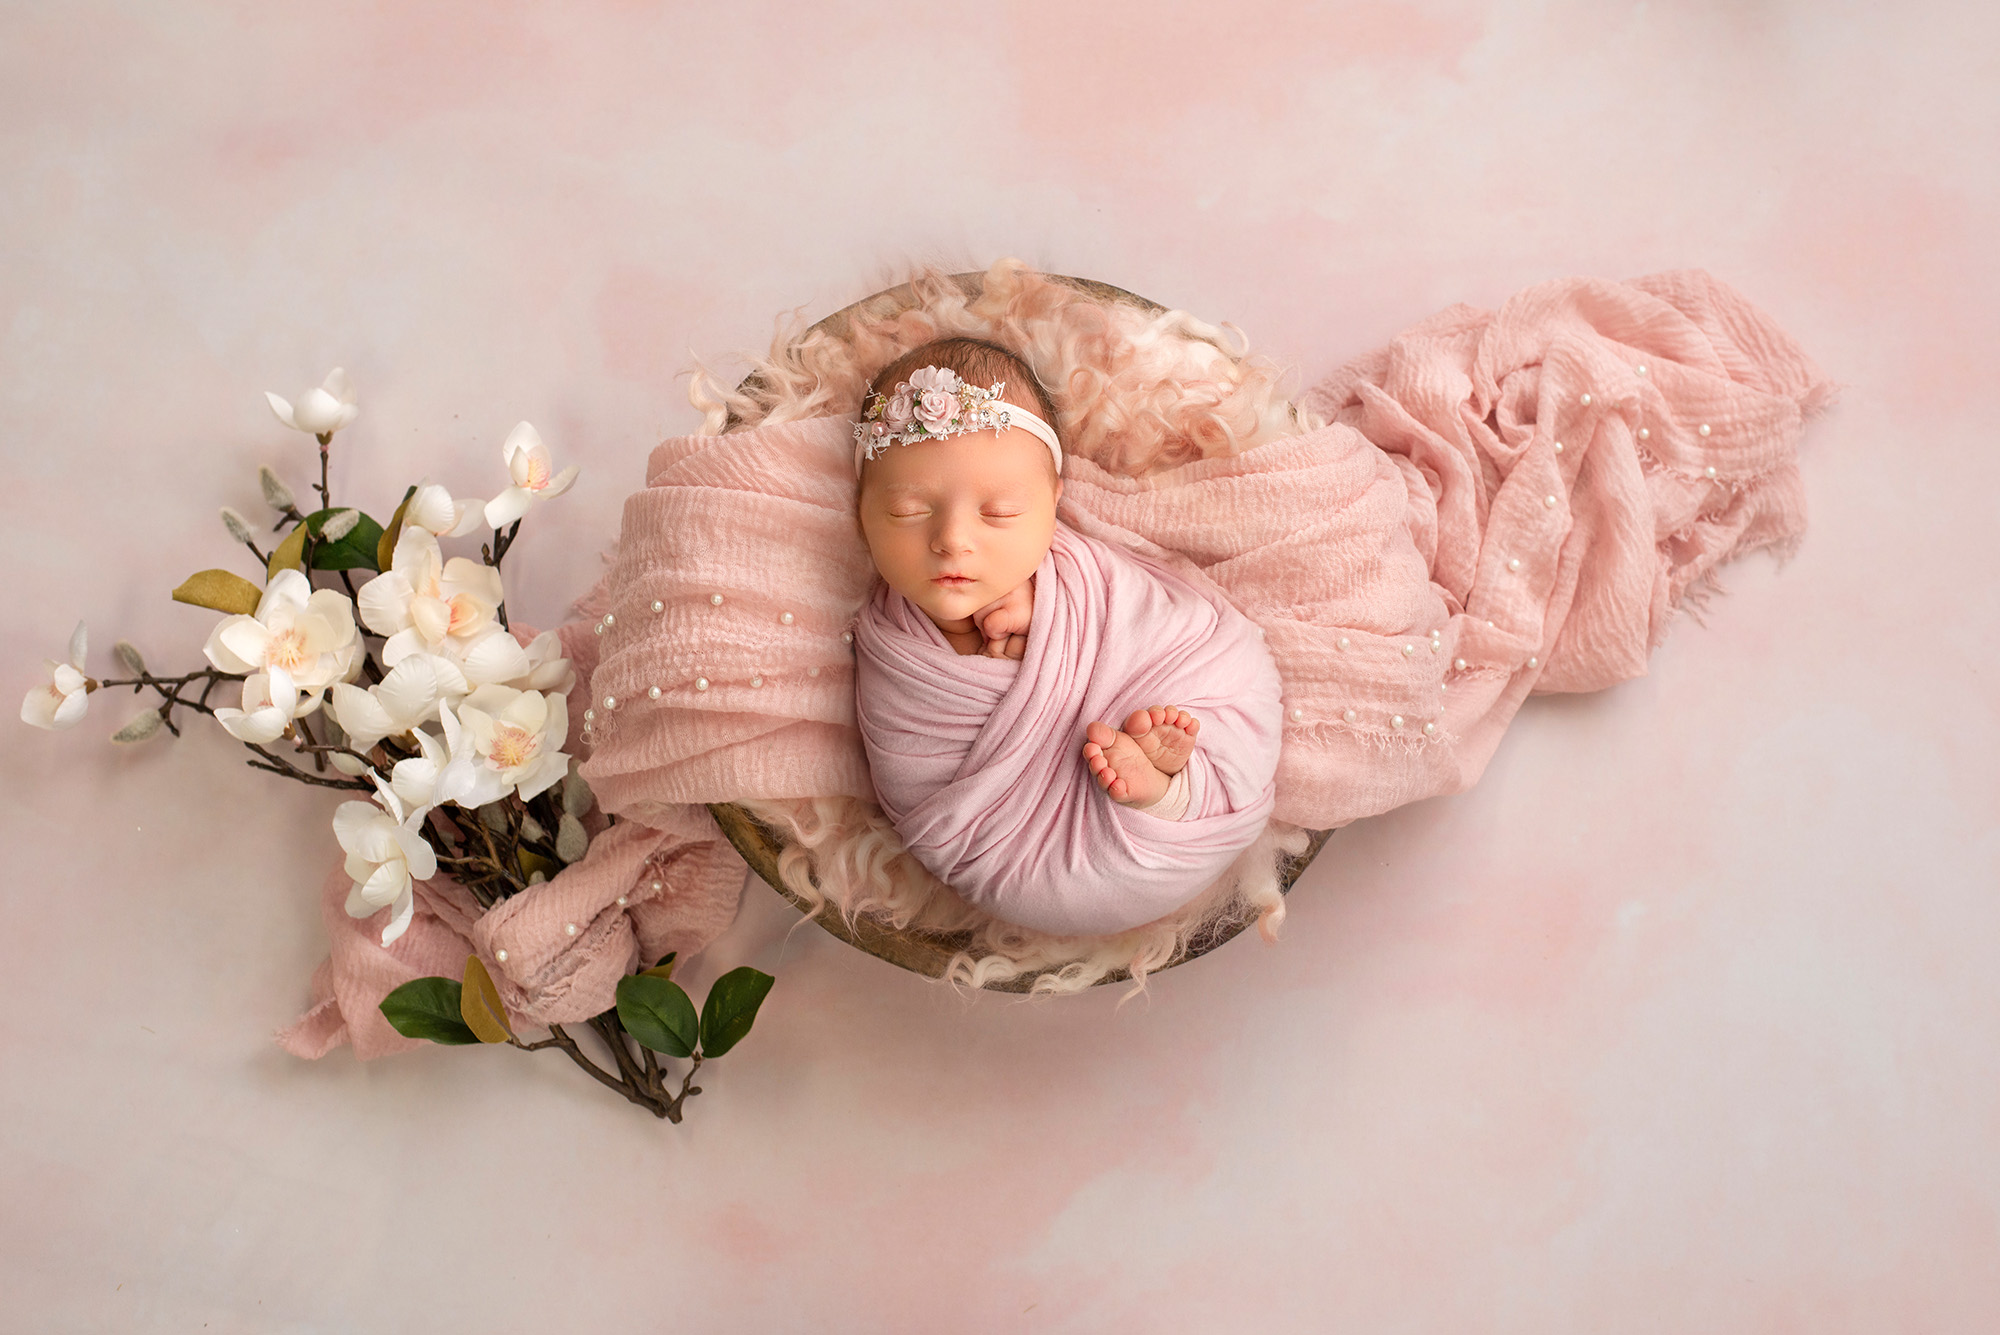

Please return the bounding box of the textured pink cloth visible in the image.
[283,269,1829,1056]
[854,521,1284,936]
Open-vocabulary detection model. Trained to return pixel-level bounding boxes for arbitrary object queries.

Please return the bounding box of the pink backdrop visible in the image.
[5,2,1997,1329]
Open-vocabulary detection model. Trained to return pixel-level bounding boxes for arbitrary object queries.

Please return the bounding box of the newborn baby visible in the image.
[850,338,1283,936]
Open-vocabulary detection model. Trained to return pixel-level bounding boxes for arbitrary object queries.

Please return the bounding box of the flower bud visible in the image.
[110,711,164,744]
[519,813,547,843]
[221,506,256,545]
[561,771,594,818]
[114,640,147,675]
[556,812,589,863]
[319,508,361,541]
[259,466,297,512]
[480,803,509,833]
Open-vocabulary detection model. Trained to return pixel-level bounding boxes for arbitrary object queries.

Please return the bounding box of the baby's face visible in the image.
[857,424,1062,632]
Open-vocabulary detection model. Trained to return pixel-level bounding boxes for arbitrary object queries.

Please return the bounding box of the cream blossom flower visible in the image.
[20,621,91,730]
[356,528,526,683]
[402,481,485,538]
[432,683,569,808]
[505,629,574,696]
[334,775,436,947]
[266,368,359,436]
[201,571,360,712]
[387,726,451,811]
[213,666,301,744]
[328,652,469,752]
[483,422,578,528]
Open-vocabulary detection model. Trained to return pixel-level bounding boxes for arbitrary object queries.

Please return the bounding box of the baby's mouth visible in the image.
[931,574,975,588]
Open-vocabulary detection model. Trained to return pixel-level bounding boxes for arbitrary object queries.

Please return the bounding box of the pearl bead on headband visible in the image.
[852,365,1062,481]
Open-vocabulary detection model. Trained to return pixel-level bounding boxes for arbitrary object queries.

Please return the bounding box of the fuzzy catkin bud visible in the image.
[319,508,360,541]
[220,507,256,544]
[114,640,147,675]
[556,812,589,864]
[561,771,594,818]
[259,466,296,512]
[110,711,163,744]
[519,813,547,843]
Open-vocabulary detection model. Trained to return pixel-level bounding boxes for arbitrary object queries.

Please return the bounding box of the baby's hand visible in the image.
[971,576,1034,659]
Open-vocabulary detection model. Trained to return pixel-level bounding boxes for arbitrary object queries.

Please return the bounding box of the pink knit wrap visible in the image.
[281,269,1830,1058]
[853,521,1284,936]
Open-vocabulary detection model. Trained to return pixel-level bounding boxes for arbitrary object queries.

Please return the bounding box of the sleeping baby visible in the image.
[849,338,1285,938]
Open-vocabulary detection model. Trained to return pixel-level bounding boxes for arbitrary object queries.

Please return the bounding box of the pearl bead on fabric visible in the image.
[1580,393,1592,406]
[694,677,708,691]
[1704,465,1718,479]
[565,923,578,936]
[1508,558,1522,572]
[1638,427,1650,440]
[709,594,724,606]
[780,612,794,625]
[648,686,661,700]
[1636,364,1648,376]
[1404,643,1416,657]
[1290,707,1303,722]
[1454,658,1467,671]
[751,676,763,688]
[616,896,627,907]
[842,631,853,645]
[808,666,820,677]
[651,600,664,613]
[1544,494,1558,508]
[603,614,615,627]
[495,949,508,963]
[583,709,595,721]
[651,880,662,892]
[1423,722,1436,735]
[1528,656,1540,669]
[1698,423,1711,437]
[1343,709,1357,723]
[1391,715,1404,729]
[1554,440,1564,454]
[1337,636,1350,650]
[602,696,616,710]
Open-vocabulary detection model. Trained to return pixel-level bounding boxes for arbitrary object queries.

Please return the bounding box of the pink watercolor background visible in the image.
[4,2,1998,1329]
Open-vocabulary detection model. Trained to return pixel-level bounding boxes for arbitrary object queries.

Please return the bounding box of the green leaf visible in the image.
[301,507,385,572]
[698,966,774,1058]
[379,976,480,1045]
[616,973,698,1058]
[640,950,677,981]
[376,484,418,573]
[171,568,263,616]
[266,524,308,580]
[459,955,514,1044]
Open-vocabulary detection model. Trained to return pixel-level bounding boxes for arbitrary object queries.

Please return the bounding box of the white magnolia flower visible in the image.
[433,683,569,808]
[334,775,436,947]
[506,629,575,696]
[483,422,578,528]
[266,367,359,436]
[21,621,91,730]
[213,666,300,744]
[202,569,361,712]
[356,528,525,684]
[403,481,485,538]
[388,726,451,811]
[327,652,469,752]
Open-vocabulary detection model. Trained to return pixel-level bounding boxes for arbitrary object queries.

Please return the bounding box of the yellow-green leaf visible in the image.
[377,484,418,573]
[266,523,308,580]
[459,954,514,1044]
[171,568,263,616]
[518,848,557,883]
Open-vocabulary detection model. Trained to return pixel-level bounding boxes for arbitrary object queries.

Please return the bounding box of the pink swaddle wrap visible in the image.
[853,521,1284,937]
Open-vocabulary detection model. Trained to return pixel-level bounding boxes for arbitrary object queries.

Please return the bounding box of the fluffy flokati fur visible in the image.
[689,258,1318,996]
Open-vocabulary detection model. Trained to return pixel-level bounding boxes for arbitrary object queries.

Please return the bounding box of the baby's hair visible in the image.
[859,337,1064,485]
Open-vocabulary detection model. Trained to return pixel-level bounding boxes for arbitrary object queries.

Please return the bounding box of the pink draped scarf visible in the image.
[280,269,1831,1059]
[853,521,1284,936]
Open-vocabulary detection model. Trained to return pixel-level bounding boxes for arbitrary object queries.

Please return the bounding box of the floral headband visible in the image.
[851,365,1062,480]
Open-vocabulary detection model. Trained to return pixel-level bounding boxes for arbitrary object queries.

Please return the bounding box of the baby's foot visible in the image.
[1124,705,1200,776]
[1082,720,1169,807]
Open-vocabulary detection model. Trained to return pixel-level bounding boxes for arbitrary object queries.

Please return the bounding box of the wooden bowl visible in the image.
[704,271,1332,990]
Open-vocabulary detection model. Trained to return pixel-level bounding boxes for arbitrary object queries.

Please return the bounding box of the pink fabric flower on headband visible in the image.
[907,367,960,433]
[882,390,915,430]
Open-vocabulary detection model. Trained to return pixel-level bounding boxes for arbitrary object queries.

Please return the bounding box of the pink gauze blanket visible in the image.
[280,269,1831,1059]
[854,520,1284,936]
